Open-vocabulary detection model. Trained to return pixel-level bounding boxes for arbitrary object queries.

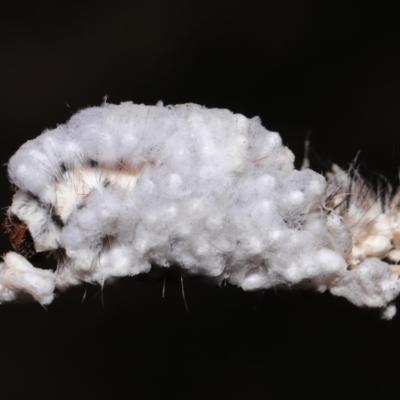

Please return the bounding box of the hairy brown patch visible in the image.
[3,213,36,258]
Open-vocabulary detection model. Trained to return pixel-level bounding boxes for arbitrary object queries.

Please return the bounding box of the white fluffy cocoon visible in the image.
[2,102,400,318]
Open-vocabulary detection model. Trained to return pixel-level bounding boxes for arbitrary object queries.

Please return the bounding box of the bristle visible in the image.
[326,164,400,266]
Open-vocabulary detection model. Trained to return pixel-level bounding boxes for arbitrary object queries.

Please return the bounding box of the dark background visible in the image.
[1,1,400,399]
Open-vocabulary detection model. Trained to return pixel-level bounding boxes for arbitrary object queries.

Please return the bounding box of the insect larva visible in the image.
[0,101,399,318]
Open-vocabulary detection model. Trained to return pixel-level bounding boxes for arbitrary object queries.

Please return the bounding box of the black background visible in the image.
[1,1,400,399]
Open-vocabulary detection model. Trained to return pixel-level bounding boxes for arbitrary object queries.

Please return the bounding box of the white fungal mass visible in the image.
[1,102,400,318]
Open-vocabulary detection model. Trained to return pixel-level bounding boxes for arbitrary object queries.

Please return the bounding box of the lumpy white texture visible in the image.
[3,102,400,318]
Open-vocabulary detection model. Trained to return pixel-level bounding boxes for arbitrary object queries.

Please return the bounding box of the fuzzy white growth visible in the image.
[0,253,54,305]
[3,102,400,318]
[330,258,399,309]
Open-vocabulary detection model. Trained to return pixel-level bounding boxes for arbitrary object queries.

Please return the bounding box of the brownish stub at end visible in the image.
[3,213,36,258]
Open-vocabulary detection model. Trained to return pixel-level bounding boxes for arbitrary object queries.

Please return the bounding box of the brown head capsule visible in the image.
[3,213,36,258]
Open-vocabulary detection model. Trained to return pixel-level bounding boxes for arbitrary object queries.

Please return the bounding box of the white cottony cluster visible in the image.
[2,102,400,318]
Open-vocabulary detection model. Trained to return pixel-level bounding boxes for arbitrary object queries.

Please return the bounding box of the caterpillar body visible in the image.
[1,102,399,318]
